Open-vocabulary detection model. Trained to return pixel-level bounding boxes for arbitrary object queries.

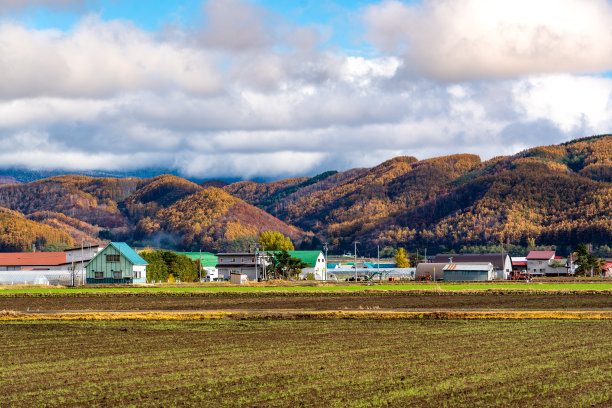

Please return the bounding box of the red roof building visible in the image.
[0,252,67,271]
[526,251,556,260]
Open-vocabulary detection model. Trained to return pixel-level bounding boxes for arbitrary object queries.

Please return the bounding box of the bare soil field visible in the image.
[0,319,610,407]
[0,291,611,312]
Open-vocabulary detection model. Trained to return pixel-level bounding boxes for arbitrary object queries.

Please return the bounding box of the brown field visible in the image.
[2,290,610,407]
[0,290,611,312]
[0,319,610,407]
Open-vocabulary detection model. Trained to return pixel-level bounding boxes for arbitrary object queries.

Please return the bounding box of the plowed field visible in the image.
[0,291,610,312]
[0,319,610,407]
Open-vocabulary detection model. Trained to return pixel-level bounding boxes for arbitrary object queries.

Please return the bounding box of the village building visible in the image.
[526,251,570,276]
[177,252,219,281]
[216,252,262,281]
[65,244,102,268]
[511,257,528,272]
[443,262,495,281]
[602,260,612,278]
[85,242,148,284]
[216,250,326,281]
[415,263,447,281]
[0,249,103,285]
[0,252,66,271]
[416,261,495,281]
[526,251,555,276]
[287,251,326,280]
[434,253,512,279]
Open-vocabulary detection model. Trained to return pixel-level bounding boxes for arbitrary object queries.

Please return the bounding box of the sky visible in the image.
[2,0,612,180]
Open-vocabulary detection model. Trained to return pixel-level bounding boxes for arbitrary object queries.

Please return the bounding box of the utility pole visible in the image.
[261,245,266,280]
[81,239,84,286]
[199,249,202,282]
[323,242,328,281]
[501,244,504,280]
[377,245,380,275]
[254,246,259,281]
[354,241,359,281]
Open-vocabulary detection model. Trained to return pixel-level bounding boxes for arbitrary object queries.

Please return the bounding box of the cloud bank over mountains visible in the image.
[2,0,612,179]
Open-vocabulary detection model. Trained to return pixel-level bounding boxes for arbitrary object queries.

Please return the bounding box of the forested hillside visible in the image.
[123,175,203,220]
[0,135,610,253]
[135,187,303,250]
[0,207,74,251]
[0,174,303,251]
[0,175,141,241]
[224,135,612,253]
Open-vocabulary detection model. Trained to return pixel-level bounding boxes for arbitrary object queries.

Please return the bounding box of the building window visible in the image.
[232,258,236,262]
[241,258,245,262]
[134,271,140,279]
[94,271,103,279]
[106,254,120,262]
[113,270,122,279]
[219,258,223,263]
[251,257,255,262]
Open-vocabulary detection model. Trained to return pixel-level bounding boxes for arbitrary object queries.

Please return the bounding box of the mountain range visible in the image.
[0,135,611,254]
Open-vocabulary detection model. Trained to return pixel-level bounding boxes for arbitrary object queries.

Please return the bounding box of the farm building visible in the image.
[216,252,261,281]
[287,251,326,280]
[443,263,495,281]
[65,244,101,268]
[85,242,148,284]
[177,252,219,281]
[0,248,103,285]
[415,263,447,281]
[603,261,612,278]
[512,257,528,272]
[526,251,570,276]
[0,252,66,271]
[434,253,512,279]
[216,251,326,281]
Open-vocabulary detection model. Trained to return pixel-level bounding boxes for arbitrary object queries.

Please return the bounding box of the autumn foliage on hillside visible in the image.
[258,154,482,247]
[0,207,74,251]
[373,137,612,250]
[1,135,611,253]
[27,211,104,246]
[124,174,203,219]
[0,175,138,235]
[137,188,303,251]
[223,177,309,206]
[222,135,612,251]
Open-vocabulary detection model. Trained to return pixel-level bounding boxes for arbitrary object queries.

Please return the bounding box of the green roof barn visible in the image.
[271,250,326,280]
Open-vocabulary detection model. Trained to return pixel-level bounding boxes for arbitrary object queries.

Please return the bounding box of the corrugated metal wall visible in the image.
[86,245,134,284]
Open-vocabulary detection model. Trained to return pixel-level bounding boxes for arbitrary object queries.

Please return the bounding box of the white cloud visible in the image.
[0,18,222,98]
[364,0,612,80]
[1,0,611,180]
[513,75,612,132]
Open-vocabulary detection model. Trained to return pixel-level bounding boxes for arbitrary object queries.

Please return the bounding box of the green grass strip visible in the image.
[1,282,611,294]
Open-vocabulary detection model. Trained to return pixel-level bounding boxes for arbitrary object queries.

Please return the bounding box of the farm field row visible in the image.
[0,291,611,311]
[0,319,610,407]
[2,281,612,294]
